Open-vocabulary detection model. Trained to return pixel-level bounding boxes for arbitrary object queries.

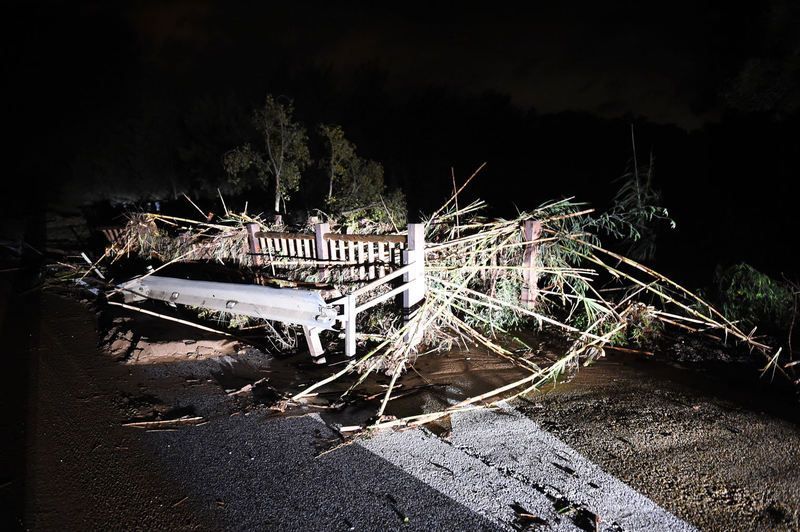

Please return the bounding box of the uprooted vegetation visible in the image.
[56,173,797,429]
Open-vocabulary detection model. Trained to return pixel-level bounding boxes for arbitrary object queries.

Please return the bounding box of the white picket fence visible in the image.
[246,223,426,358]
[245,223,409,280]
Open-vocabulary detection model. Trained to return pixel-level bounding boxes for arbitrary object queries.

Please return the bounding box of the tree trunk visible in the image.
[274,173,281,213]
[328,159,334,200]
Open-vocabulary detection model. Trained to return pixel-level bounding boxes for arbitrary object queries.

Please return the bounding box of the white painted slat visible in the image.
[377,242,386,278]
[367,243,376,279]
[357,242,366,280]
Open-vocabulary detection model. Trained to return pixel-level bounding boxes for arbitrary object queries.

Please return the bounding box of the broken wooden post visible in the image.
[402,223,425,345]
[315,222,330,282]
[520,219,542,308]
[245,223,262,266]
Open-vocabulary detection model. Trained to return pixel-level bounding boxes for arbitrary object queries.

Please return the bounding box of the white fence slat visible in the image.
[377,242,386,278]
[358,242,366,280]
[367,243,376,279]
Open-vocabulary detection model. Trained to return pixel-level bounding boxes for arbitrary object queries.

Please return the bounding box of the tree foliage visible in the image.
[179,93,248,195]
[221,95,406,223]
[715,263,794,332]
[223,95,310,213]
[319,124,406,227]
[318,124,355,200]
[592,129,675,262]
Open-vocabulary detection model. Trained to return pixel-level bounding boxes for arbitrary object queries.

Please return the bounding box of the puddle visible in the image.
[210,338,543,427]
[555,352,800,425]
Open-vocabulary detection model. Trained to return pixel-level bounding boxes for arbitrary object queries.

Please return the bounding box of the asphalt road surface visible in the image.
[7,294,800,530]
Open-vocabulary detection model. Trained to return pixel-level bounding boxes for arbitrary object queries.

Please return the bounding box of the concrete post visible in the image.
[303,326,326,363]
[314,223,329,260]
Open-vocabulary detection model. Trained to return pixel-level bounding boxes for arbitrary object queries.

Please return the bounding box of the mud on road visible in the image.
[519,358,800,530]
[9,293,800,530]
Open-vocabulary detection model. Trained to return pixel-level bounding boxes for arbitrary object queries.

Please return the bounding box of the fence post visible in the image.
[520,219,542,308]
[245,223,262,266]
[345,294,357,357]
[314,222,329,282]
[402,223,425,345]
[314,223,329,261]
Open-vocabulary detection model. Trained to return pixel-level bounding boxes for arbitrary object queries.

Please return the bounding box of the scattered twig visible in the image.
[172,496,189,508]
[122,416,205,429]
[80,252,106,280]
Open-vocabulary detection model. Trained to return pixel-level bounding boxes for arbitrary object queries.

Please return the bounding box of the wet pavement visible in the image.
[518,358,800,530]
[11,294,800,530]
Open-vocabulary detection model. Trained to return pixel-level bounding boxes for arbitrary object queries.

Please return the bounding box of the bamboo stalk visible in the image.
[107,301,234,337]
[123,416,205,428]
[376,362,404,419]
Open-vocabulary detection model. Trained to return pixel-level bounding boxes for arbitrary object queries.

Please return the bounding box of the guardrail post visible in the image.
[303,326,326,363]
[402,223,425,345]
[520,219,541,308]
[245,223,262,266]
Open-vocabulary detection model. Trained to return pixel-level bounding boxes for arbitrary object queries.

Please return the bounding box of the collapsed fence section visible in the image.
[243,222,427,358]
[100,210,553,363]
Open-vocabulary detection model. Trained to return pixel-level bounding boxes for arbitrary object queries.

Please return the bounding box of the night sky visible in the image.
[7,3,788,124]
[128,3,720,126]
[4,1,799,279]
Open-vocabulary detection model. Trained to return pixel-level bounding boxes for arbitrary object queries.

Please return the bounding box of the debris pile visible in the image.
[293,192,781,426]
[55,181,791,428]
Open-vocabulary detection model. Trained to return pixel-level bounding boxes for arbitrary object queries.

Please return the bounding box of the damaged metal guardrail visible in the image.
[121,276,338,362]
[116,223,426,364]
